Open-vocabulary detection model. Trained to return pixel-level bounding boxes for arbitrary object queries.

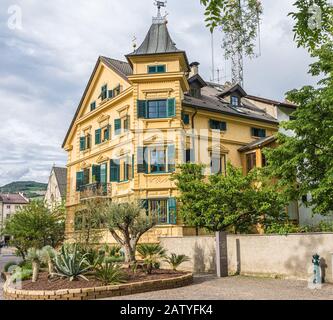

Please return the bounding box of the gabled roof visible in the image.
[53,167,67,198]
[183,82,278,125]
[218,83,247,98]
[188,74,207,88]
[100,57,132,81]
[62,56,131,148]
[238,135,277,152]
[0,193,29,205]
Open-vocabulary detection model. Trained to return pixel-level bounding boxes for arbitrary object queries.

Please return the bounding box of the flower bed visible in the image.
[3,271,193,300]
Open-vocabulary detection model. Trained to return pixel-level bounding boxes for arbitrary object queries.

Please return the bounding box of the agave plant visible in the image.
[40,245,57,276]
[26,248,43,282]
[137,244,166,274]
[53,244,91,281]
[95,261,127,285]
[164,253,190,271]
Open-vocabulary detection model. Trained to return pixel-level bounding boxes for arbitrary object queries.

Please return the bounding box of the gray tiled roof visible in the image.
[101,57,133,80]
[53,167,67,199]
[127,21,181,56]
[183,82,278,125]
[238,135,277,152]
[0,193,29,204]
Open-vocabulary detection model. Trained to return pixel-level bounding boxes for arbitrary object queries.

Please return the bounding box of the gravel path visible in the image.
[104,275,333,300]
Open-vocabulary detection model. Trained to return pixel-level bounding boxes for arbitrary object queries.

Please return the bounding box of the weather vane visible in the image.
[154,1,167,17]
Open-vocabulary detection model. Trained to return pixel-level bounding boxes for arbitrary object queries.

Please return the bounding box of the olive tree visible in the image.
[102,201,156,263]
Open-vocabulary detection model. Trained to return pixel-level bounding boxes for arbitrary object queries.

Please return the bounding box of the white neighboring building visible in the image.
[244,94,332,226]
[0,193,29,243]
[44,167,67,209]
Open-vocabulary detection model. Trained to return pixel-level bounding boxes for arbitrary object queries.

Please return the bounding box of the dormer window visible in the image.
[148,65,166,74]
[231,96,240,106]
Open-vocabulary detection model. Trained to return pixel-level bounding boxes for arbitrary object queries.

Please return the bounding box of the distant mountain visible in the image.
[0,181,47,199]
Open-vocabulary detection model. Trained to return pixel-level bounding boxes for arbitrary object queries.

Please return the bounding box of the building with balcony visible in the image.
[62,10,295,243]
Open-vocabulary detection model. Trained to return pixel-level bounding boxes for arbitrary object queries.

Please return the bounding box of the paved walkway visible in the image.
[0,249,21,300]
[104,275,333,300]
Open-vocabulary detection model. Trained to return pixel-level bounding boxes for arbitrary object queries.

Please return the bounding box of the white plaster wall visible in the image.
[160,234,333,282]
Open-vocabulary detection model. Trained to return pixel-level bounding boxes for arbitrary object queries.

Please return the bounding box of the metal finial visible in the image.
[153,1,167,23]
[132,36,137,51]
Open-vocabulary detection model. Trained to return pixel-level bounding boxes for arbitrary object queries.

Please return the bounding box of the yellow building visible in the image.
[62,13,284,243]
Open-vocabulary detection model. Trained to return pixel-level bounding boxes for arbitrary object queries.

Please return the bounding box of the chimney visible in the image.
[189,62,200,78]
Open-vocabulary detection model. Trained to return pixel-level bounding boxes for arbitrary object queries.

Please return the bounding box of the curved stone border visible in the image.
[3,273,193,300]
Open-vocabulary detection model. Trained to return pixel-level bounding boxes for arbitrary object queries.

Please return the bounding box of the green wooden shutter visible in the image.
[92,165,101,183]
[76,171,84,191]
[168,198,177,225]
[110,160,120,182]
[137,147,147,173]
[137,100,147,118]
[182,112,190,125]
[114,119,121,135]
[132,154,135,179]
[104,125,111,141]
[80,137,86,151]
[167,98,176,117]
[168,145,176,173]
[95,129,101,145]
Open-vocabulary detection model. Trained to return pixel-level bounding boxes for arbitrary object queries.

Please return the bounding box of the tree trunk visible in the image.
[123,244,136,264]
[48,260,54,275]
[32,261,40,282]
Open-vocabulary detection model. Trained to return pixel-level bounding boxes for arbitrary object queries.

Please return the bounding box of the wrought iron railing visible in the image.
[79,183,112,200]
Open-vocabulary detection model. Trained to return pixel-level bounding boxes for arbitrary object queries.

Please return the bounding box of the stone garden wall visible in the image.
[159,233,333,282]
[4,273,193,300]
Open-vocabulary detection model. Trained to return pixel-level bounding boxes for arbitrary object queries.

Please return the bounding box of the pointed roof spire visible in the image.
[126,1,190,71]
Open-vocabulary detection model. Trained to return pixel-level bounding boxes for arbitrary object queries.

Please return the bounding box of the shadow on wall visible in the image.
[284,235,329,282]
[193,241,216,274]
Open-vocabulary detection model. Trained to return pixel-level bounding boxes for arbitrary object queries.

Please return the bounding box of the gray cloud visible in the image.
[0,0,317,186]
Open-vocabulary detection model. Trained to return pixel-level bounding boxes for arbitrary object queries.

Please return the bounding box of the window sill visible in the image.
[142,118,174,122]
[143,172,172,176]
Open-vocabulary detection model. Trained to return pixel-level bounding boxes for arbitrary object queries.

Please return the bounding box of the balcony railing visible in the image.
[79,183,112,200]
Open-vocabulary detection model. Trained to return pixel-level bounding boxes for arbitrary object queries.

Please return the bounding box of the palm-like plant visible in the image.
[137,244,166,274]
[95,261,127,285]
[164,253,190,271]
[40,245,57,276]
[54,244,91,281]
[26,248,43,282]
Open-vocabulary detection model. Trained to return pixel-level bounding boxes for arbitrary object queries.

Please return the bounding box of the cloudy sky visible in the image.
[0,0,316,186]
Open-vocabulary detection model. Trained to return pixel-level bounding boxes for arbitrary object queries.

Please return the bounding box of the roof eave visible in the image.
[182,100,279,126]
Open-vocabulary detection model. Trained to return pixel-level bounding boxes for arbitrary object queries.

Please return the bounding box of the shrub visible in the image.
[104,256,125,264]
[54,244,91,281]
[265,222,306,235]
[94,262,127,285]
[26,248,43,282]
[11,267,33,282]
[137,244,166,274]
[40,246,57,275]
[164,253,190,271]
[3,261,19,273]
[109,245,122,257]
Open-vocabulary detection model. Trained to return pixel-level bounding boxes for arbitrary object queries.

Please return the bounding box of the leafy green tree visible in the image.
[173,163,287,233]
[2,201,65,260]
[264,1,333,215]
[102,201,156,264]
